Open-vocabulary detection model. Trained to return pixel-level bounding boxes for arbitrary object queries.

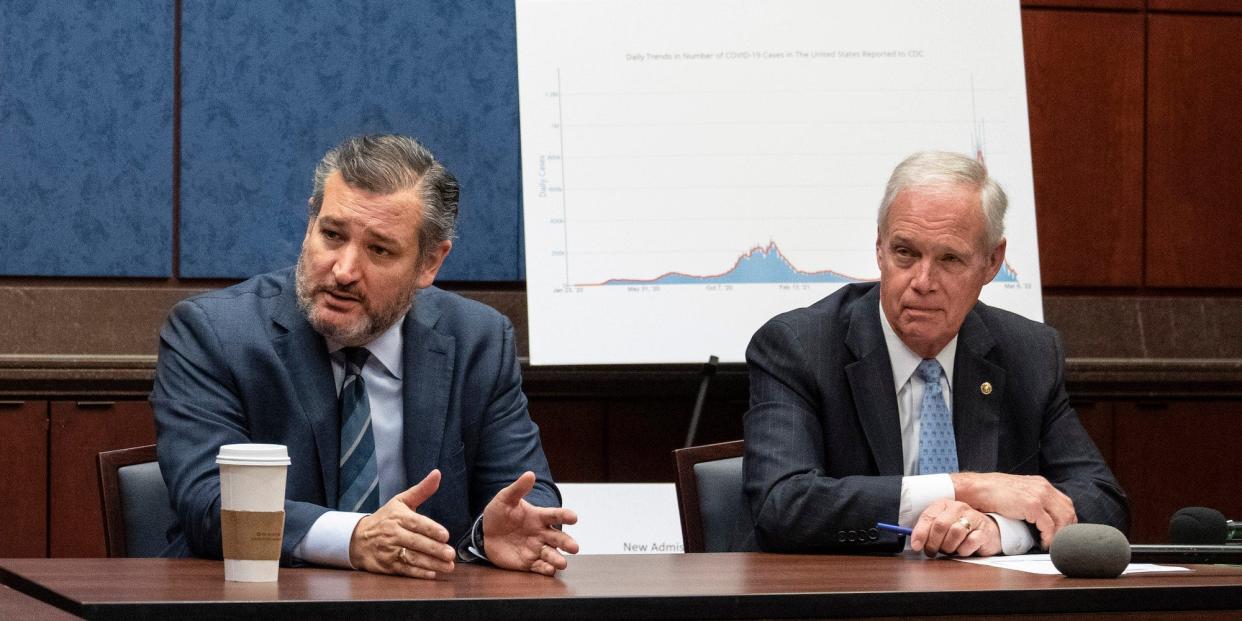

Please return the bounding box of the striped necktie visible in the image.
[916,358,959,475]
[337,347,380,513]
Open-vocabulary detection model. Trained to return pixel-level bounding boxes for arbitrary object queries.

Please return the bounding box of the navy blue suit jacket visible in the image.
[151,268,558,563]
[743,282,1128,553]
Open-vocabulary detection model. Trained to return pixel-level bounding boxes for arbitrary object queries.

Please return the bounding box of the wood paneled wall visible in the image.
[0,402,47,557]
[47,402,156,558]
[1146,13,1242,287]
[1024,10,1145,286]
[1022,1,1242,288]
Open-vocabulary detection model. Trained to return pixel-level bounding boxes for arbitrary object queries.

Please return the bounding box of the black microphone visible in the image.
[1130,544,1242,564]
[1050,523,1242,578]
[1169,506,1242,545]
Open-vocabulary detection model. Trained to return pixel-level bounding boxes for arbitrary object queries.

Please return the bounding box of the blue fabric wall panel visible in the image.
[0,1,173,277]
[180,0,521,280]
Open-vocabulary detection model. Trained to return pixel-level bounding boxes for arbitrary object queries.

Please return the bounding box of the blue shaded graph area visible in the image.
[586,241,1023,287]
[589,242,861,286]
[992,261,1018,283]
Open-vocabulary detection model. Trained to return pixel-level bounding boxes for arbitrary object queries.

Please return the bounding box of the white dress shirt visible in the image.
[293,317,407,568]
[881,302,1035,555]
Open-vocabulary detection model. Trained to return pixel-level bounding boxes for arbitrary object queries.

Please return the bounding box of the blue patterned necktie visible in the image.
[916,358,959,475]
[337,347,380,513]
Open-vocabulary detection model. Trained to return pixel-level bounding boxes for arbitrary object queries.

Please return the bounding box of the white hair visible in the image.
[878,151,1007,249]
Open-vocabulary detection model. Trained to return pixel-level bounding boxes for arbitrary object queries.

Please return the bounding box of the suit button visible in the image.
[837,530,846,542]
[868,528,879,540]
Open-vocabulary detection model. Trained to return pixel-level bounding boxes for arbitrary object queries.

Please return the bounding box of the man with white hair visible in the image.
[742,151,1127,557]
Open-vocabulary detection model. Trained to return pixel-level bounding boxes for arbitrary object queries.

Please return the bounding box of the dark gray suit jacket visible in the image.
[151,268,558,563]
[743,282,1128,553]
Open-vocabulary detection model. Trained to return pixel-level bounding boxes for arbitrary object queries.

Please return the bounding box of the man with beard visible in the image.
[152,134,577,578]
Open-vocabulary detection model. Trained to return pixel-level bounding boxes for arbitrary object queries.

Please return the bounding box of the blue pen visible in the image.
[876,522,912,536]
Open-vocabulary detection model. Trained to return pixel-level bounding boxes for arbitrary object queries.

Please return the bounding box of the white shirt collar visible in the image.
[326,316,405,379]
[878,300,956,391]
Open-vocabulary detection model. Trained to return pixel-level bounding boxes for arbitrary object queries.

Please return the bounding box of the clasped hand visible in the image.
[911,473,1077,556]
[910,499,1001,557]
[348,469,578,579]
[951,472,1076,549]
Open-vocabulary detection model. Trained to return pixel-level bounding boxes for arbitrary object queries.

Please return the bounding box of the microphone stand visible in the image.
[683,355,719,448]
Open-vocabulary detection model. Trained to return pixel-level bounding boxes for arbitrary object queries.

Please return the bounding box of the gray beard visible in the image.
[294,252,415,347]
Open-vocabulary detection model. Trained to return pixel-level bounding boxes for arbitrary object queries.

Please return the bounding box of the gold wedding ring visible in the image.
[398,547,409,563]
[958,517,974,531]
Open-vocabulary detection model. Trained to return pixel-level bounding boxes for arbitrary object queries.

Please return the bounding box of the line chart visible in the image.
[518,0,1041,364]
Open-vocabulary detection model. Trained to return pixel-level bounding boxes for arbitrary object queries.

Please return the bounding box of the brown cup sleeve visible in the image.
[221,510,285,561]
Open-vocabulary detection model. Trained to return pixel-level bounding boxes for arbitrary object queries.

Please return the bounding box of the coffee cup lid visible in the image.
[216,443,291,466]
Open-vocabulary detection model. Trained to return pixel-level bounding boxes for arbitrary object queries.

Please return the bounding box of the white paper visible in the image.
[956,554,1194,575]
[558,483,684,554]
[518,0,1043,364]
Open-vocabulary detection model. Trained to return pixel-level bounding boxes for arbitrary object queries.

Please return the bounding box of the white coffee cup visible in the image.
[216,444,291,582]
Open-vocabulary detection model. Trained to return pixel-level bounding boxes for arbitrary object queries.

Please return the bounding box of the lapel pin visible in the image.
[980,382,993,395]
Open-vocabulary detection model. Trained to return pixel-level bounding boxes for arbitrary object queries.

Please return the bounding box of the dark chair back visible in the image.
[98,444,175,557]
[672,440,755,552]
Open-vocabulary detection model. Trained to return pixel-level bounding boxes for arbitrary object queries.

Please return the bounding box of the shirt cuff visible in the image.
[989,513,1037,555]
[292,510,367,569]
[899,473,955,527]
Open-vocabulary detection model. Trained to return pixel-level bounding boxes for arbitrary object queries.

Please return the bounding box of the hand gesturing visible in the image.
[348,469,457,579]
[481,471,579,576]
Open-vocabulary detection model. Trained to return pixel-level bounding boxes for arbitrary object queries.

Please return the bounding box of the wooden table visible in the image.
[2,553,1240,620]
[1,583,79,620]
